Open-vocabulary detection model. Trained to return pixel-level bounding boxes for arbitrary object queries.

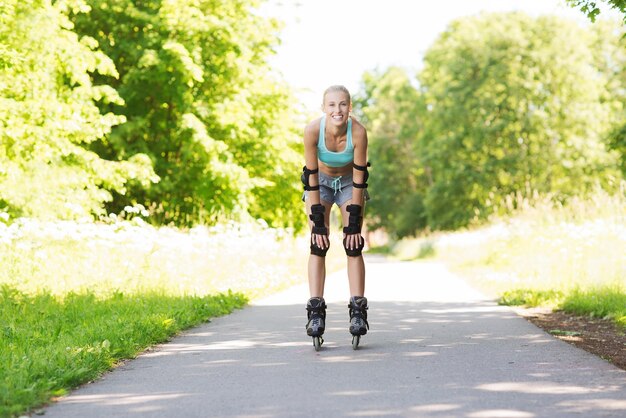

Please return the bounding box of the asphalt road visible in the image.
[42,257,626,418]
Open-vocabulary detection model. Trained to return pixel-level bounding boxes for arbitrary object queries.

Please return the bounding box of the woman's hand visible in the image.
[312,232,330,250]
[343,232,362,250]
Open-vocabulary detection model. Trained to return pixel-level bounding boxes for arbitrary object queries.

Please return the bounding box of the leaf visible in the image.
[549,329,583,336]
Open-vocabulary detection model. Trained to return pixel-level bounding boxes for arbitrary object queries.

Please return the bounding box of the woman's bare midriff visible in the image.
[319,161,352,177]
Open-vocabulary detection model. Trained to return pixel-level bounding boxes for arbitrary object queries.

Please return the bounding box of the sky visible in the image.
[259,0,621,112]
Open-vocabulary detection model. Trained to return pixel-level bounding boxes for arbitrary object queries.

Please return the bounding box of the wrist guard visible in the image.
[343,204,364,256]
[342,204,363,234]
[309,204,329,256]
[309,204,328,235]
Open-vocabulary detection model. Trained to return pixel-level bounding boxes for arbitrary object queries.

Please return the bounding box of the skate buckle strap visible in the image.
[307,306,325,314]
[306,298,327,317]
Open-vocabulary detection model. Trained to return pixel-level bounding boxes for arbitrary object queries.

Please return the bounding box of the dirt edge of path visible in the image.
[513,307,626,371]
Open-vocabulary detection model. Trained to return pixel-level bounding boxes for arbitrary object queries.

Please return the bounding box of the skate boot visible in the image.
[348,296,369,349]
[306,297,326,351]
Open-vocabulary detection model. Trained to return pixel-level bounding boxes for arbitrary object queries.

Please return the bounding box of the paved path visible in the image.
[43,258,626,418]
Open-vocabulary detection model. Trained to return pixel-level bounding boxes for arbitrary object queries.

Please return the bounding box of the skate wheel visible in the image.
[313,336,323,351]
[352,335,360,350]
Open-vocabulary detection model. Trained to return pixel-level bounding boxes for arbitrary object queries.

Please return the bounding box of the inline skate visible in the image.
[348,296,369,349]
[306,297,327,351]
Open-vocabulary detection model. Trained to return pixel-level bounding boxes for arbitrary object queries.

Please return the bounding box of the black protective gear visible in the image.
[311,239,330,257]
[310,204,328,234]
[310,204,329,256]
[343,204,365,256]
[352,162,370,189]
[343,204,363,234]
[301,166,320,191]
[343,235,365,256]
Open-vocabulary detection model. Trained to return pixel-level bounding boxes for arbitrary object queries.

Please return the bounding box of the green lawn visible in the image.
[0,287,246,417]
[0,218,342,417]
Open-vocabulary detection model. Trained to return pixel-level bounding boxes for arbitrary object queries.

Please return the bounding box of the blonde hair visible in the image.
[322,85,351,105]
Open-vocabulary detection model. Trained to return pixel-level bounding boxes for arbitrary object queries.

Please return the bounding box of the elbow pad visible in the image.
[301,166,320,191]
[352,162,370,189]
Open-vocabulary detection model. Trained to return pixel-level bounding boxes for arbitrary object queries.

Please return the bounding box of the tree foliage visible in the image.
[420,13,621,229]
[0,0,304,229]
[570,8,626,177]
[357,12,623,233]
[353,68,428,238]
[70,0,304,228]
[0,0,155,220]
[566,0,626,22]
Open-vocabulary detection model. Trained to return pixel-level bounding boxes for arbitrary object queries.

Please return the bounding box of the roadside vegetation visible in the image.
[379,187,626,328]
[0,215,350,417]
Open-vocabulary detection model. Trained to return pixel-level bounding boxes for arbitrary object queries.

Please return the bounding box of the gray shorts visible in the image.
[302,172,370,207]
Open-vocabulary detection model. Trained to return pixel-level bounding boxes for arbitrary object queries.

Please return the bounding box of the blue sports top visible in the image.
[317,117,354,168]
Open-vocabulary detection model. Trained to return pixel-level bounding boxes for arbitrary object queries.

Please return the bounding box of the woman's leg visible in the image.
[306,198,333,297]
[340,201,365,297]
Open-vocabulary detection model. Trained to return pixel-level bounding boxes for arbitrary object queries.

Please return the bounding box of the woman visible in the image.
[301,85,370,348]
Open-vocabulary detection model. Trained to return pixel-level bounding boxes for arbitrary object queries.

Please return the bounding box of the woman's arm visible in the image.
[342,119,368,253]
[351,120,368,206]
[303,119,329,251]
[303,119,321,205]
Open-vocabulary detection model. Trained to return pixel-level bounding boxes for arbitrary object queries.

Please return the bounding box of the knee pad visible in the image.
[343,235,364,257]
[311,239,329,257]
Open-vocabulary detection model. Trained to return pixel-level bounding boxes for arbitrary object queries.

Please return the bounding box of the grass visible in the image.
[0,215,343,417]
[562,287,626,326]
[0,287,245,417]
[380,188,626,328]
[499,286,626,327]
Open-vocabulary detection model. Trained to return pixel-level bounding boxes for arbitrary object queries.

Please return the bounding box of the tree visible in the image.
[71,0,304,228]
[418,12,622,229]
[576,13,626,177]
[0,0,155,221]
[353,67,429,237]
[566,0,626,22]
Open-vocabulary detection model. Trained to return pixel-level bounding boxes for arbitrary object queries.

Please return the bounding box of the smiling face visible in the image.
[322,86,351,126]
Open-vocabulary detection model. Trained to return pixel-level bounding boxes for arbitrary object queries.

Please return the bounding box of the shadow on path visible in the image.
[43,261,626,418]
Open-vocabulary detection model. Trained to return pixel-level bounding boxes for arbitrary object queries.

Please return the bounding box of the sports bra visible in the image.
[317,117,354,168]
